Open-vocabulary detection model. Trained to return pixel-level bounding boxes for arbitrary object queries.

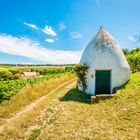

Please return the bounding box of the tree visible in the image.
[121,47,140,73]
[127,52,140,72]
[122,48,129,55]
[126,48,140,72]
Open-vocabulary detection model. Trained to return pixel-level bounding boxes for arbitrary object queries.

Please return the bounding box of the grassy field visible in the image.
[0,65,74,102]
[0,72,140,140]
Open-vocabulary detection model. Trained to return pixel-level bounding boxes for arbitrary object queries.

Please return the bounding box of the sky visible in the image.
[0,0,140,64]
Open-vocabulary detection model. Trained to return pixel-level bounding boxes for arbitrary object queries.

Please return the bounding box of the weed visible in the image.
[28,129,41,140]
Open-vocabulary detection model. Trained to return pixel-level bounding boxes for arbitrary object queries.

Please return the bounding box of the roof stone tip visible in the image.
[97,26,107,35]
[100,26,103,29]
[99,26,104,31]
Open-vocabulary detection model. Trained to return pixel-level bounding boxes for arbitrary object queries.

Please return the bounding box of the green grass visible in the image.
[28,128,41,140]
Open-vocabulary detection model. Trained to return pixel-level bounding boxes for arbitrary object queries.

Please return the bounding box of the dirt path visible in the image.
[0,79,76,134]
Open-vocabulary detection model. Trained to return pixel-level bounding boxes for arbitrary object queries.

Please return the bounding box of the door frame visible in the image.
[95,69,112,95]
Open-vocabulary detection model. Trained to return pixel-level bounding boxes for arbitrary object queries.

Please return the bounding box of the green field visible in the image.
[0,66,74,102]
[0,72,139,139]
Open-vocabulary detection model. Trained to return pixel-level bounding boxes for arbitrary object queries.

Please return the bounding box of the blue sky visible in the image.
[0,0,140,64]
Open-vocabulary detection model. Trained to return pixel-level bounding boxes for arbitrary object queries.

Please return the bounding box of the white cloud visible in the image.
[59,22,66,30]
[70,32,82,39]
[45,38,54,43]
[42,26,56,36]
[128,36,136,42]
[23,22,38,30]
[0,34,82,64]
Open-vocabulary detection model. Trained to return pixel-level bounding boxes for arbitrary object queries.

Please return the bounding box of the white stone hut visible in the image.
[79,27,130,95]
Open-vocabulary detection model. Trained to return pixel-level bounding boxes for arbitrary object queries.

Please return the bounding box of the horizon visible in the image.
[0,0,140,64]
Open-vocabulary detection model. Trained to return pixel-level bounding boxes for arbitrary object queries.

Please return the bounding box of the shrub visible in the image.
[30,68,66,75]
[0,71,12,81]
[9,69,21,75]
[74,64,88,92]
[122,48,129,55]
[65,66,74,73]
[127,52,140,73]
[10,74,22,80]
[123,47,140,73]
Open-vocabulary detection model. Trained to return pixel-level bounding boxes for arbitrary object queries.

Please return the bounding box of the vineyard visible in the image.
[0,66,74,102]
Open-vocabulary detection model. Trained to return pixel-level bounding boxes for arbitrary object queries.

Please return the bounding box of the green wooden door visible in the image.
[95,70,111,94]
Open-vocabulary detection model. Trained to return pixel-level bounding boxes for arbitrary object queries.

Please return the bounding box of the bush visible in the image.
[127,52,140,73]
[30,68,66,75]
[9,69,21,75]
[0,71,12,81]
[10,74,22,80]
[123,47,140,73]
[122,48,129,55]
[74,64,88,92]
[65,66,74,72]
